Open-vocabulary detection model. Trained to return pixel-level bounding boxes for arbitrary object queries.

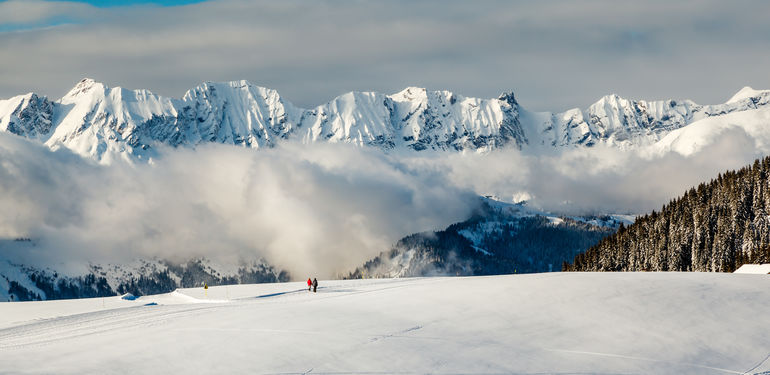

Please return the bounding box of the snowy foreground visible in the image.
[1,273,769,374]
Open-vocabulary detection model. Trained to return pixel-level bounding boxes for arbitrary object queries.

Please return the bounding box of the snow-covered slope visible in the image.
[1,273,768,374]
[525,86,770,149]
[650,104,770,156]
[2,79,767,162]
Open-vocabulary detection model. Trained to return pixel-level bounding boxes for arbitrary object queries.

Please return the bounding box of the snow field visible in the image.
[0,273,769,374]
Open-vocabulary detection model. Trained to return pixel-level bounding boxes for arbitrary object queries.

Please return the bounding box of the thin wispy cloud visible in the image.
[56,0,207,7]
[0,0,768,111]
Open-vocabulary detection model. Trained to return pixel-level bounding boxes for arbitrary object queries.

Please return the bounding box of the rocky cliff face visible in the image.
[0,93,54,140]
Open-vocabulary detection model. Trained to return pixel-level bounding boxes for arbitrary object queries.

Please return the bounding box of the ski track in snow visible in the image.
[0,274,768,374]
[545,348,743,374]
[0,278,437,350]
[0,302,230,350]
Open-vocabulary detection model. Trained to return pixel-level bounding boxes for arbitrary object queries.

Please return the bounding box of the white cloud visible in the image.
[0,0,768,111]
[1,123,765,278]
[0,0,93,25]
[410,126,764,215]
[0,135,476,278]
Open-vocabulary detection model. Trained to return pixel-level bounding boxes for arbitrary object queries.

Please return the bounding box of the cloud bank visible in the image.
[1,123,766,278]
[0,0,769,111]
[0,135,476,278]
[420,126,764,215]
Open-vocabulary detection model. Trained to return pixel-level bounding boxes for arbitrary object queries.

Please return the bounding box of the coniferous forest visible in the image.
[348,203,615,279]
[566,156,770,272]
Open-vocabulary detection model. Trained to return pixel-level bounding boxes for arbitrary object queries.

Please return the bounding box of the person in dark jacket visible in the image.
[312,278,318,293]
[307,278,312,291]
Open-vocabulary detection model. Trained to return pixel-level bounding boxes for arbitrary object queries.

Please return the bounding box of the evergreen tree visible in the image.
[567,155,770,272]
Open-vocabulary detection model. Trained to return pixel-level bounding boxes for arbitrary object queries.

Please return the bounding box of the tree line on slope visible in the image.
[348,204,614,278]
[5,259,289,301]
[565,156,770,272]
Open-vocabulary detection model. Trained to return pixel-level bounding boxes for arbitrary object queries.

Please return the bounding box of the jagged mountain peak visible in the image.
[392,86,429,101]
[0,92,54,139]
[498,91,518,106]
[0,92,48,110]
[591,93,631,107]
[727,86,769,104]
[1,81,770,162]
[182,80,289,107]
[62,78,105,99]
[15,92,41,101]
[59,79,169,109]
[191,79,267,92]
[389,87,479,107]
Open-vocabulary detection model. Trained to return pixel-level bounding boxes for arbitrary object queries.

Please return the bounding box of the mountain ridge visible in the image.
[3,78,768,162]
[346,197,624,279]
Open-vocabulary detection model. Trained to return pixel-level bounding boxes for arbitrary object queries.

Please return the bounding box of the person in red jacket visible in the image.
[307,278,312,291]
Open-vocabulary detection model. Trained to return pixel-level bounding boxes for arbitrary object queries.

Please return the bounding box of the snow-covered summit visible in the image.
[61,78,103,101]
[523,86,770,151]
[726,86,770,104]
[178,80,300,149]
[1,79,769,162]
[0,78,529,161]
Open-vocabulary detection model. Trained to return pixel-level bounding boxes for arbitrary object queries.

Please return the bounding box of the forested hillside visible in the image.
[566,156,770,272]
[348,201,615,278]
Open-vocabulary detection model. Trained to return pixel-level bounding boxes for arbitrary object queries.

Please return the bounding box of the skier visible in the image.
[312,278,318,293]
[307,277,312,291]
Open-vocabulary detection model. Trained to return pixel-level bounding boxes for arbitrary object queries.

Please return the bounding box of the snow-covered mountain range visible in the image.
[0,249,288,302]
[2,79,769,301]
[2,79,768,162]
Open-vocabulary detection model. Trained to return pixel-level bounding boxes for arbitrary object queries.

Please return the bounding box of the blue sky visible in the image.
[0,0,207,32]
[0,0,768,111]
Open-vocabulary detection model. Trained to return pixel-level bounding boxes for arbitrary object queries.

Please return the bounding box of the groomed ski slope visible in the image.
[1,273,769,374]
